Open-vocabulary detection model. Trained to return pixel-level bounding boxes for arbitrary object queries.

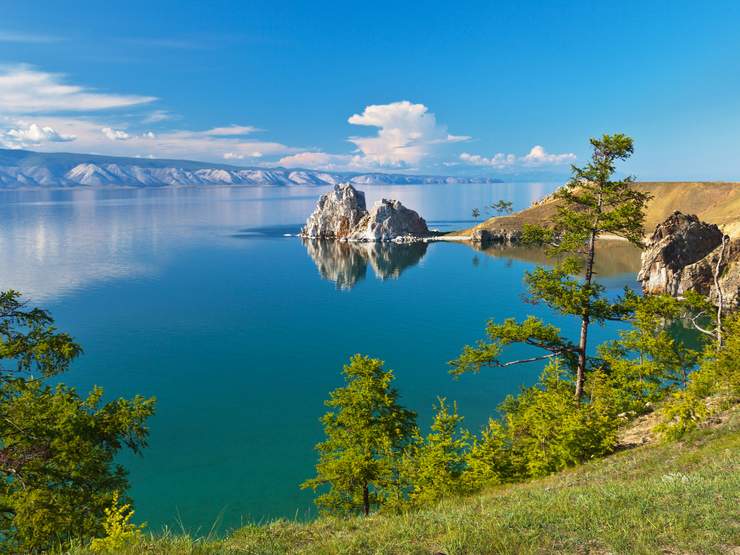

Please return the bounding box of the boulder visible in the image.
[300,183,367,239]
[638,211,739,308]
[348,198,429,242]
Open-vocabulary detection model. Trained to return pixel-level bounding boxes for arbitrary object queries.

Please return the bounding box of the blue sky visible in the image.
[1,0,740,179]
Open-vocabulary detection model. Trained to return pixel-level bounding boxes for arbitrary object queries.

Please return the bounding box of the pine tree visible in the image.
[0,290,155,552]
[301,354,416,516]
[402,398,470,507]
[451,134,650,402]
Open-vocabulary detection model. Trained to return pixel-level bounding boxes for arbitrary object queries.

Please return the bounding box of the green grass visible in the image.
[69,411,739,554]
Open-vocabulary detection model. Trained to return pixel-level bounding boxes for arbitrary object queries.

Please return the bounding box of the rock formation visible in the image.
[471,227,523,244]
[300,183,367,239]
[638,211,739,308]
[349,199,429,242]
[301,183,430,242]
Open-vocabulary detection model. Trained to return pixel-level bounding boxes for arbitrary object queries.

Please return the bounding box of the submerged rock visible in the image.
[348,198,429,242]
[638,211,739,307]
[300,183,367,239]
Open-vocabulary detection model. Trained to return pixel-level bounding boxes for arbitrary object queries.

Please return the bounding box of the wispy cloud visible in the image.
[205,125,260,136]
[0,65,156,113]
[0,30,62,43]
[460,145,575,169]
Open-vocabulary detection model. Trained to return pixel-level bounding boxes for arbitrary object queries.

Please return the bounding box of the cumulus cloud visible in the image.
[101,127,131,141]
[521,145,576,166]
[460,145,575,169]
[0,65,156,113]
[2,122,75,147]
[346,101,469,168]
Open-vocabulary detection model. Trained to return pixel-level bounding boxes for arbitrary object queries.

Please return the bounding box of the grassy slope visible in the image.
[71,409,739,554]
[466,182,740,238]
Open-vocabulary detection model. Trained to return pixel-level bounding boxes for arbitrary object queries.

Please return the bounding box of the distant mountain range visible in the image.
[0,149,503,188]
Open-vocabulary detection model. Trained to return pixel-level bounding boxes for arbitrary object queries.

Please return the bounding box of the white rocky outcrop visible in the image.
[300,184,431,242]
[348,198,429,242]
[300,183,368,239]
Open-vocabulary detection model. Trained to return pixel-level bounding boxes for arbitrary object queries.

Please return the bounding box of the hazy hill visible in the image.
[0,148,502,188]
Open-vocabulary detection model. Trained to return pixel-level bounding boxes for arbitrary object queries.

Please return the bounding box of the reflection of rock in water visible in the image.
[302,239,428,289]
[473,241,642,276]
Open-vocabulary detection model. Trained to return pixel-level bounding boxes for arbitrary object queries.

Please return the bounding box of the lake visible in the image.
[0,182,641,534]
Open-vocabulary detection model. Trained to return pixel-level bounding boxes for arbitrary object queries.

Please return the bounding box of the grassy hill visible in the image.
[70,409,739,554]
[466,182,740,239]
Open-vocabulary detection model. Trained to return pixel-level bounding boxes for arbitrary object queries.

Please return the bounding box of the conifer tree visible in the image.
[451,134,650,402]
[0,290,155,552]
[302,354,416,516]
[402,398,470,507]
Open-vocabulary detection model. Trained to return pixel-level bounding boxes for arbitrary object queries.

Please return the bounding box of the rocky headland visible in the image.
[638,211,739,308]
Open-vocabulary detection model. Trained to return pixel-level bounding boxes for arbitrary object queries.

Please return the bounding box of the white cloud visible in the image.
[206,125,259,136]
[101,127,131,141]
[521,145,576,166]
[346,101,469,169]
[460,145,575,169]
[0,65,156,113]
[276,151,350,169]
[142,110,175,123]
[460,152,517,168]
[0,115,294,162]
[0,30,61,43]
[2,122,75,147]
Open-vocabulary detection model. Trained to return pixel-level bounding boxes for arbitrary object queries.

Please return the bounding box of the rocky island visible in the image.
[300,183,430,242]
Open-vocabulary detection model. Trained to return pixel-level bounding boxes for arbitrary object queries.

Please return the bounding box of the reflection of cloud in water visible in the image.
[302,239,428,290]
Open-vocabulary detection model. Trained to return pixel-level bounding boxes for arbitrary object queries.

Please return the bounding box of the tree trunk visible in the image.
[576,229,597,402]
[714,235,727,349]
[363,484,369,516]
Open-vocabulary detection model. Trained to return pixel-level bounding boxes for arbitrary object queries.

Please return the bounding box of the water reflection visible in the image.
[302,239,429,289]
[473,240,642,280]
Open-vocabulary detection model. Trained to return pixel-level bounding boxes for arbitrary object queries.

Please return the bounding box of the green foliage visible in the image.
[89,492,145,553]
[401,398,470,508]
[658,313,740,440]
[454,134,650,404]
[461,418,510,490]
[0,290,155,552]
[488,200,513,216]
[450,316,577,376]
[302,355,416,516]
[471,207,480,220]
[499,362,620,479]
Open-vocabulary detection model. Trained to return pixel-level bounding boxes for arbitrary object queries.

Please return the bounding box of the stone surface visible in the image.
[300,183,367,239]
[638,211,739,307]
[348,198,429,242]
[471,227,522,244]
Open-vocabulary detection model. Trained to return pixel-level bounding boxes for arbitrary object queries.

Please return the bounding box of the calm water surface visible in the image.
[0,183,640,533]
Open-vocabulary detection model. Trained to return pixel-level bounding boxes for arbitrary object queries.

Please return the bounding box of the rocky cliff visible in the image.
[300,184,430,242]
[638,211,739,308]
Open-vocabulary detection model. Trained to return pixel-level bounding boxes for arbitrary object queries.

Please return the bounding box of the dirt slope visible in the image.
[466,182,740,238]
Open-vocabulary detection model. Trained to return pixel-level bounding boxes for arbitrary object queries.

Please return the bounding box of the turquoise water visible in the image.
[0,183,640,533]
